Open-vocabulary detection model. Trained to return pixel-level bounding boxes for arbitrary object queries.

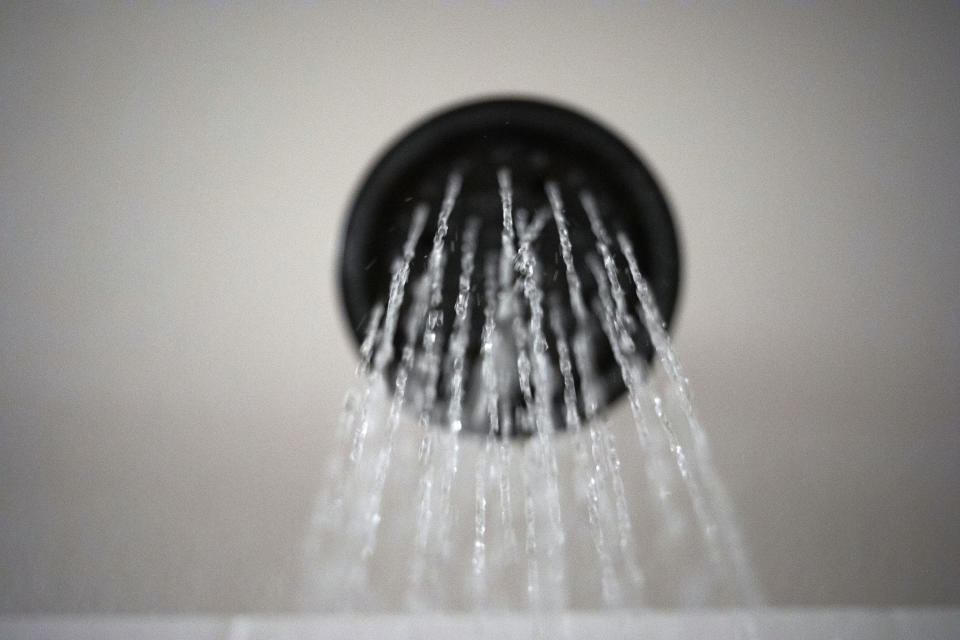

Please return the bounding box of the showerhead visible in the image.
[338,97,681,437]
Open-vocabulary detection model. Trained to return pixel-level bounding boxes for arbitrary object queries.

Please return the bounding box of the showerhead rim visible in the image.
[337,96,682,433]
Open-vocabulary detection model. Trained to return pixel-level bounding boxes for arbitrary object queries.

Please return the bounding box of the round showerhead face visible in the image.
[339,97,681,437]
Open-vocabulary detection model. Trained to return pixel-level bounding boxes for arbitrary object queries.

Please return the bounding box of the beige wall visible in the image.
[1,2,957,611]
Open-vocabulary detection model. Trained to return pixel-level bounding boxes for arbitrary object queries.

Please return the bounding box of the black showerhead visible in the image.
[338,97,681,437]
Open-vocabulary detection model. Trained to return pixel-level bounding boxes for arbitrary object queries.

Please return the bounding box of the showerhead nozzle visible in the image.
[338,97,681,437]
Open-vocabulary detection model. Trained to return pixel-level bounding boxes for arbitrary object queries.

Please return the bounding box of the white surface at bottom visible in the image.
[1,609,958,640]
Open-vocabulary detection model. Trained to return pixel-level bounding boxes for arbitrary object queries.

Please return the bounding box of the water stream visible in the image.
[302,168,761,622]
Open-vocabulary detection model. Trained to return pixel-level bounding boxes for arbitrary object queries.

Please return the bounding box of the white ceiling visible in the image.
[1,2,957,611]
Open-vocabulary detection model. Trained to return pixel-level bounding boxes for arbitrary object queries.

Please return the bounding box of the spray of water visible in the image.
[303,169,761,616]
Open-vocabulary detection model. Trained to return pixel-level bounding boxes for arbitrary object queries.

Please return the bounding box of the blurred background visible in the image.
[1,1,957,612]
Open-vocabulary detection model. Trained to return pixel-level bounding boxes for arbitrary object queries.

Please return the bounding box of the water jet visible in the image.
[311,98,759,612]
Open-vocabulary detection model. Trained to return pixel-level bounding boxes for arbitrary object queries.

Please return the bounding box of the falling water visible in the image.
[302,167,762,618]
